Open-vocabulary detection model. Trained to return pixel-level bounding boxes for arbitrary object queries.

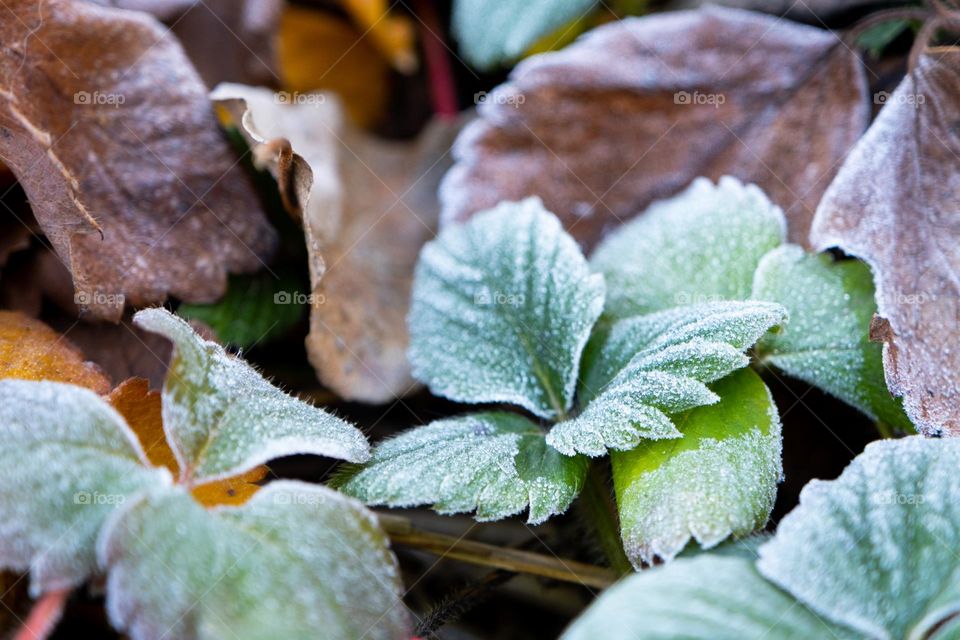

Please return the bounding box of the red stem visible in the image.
[14,588,70,640]
[414,0,459,120]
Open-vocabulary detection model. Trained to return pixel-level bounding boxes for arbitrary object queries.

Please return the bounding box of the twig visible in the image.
[378,514,618,589]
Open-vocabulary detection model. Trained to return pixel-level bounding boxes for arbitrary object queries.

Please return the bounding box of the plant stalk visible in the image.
[579,462,633,576]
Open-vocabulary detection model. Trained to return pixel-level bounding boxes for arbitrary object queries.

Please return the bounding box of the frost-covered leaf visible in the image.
[560,555,856,640]
[133,308,369,483]
[100,482,410,640]
[590,177,785,319]
[758,436,960,640]
[0,380,168,596]
[547,301,785,456]
[336,412,587,524]
[753,245,911,430]
[811,52,960,436]
[612,369,782,567]
[409,198,605,419]
[451,0,597,70]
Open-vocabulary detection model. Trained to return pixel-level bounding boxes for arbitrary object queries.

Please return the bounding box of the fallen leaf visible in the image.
[811,51,960,436]
[0,0,277,321]
[212,84,464,403]
[440,7,868,248]
[341,0,418,73]
[0,311,109,392]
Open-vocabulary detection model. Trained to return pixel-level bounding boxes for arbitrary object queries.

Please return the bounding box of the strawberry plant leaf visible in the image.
[408,198,605,420]
[335,412,588,524]
[560,555,856,639]
[547,301,785,456]
[0,380,169,595]
[752,245,912,430]
[758,437,960,640]
[590,177,785,319]
[611,369,782,566]
[133,308,369,483]
[100,482,410,640]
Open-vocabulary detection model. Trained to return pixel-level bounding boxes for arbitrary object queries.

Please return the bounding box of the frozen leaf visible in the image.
[591,177,786,319]
[451,0,597,70]
[133,308,369,483]
[810,52,960,436]
[0,380,169,595]
[212,84,464,402]
[100,482,410,640]
[0,311,110,392]
[560,555,856,640]
[753,245,911,430]
[758,437,960,639]
[547,301,785,456]
[335,412,587,524]
[0,0,276,321]
[611,369,782,566]
[441,7,867,248]
[409,198,605,419]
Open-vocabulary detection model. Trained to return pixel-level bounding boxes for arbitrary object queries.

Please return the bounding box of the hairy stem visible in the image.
[579,462,633,576]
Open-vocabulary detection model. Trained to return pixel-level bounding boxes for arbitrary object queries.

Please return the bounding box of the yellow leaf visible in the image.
[340,0,417,73]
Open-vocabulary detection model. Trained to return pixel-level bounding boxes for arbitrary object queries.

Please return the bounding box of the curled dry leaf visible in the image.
[212,84,464,403]
[811,51,960,436]
[441,6,868,248]
[0,0,276,322]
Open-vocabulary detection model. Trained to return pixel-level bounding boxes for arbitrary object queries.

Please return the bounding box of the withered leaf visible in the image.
[0,0,276,322]
[212,84,463,403]
[811,51,960,436]
[441,7,868,248]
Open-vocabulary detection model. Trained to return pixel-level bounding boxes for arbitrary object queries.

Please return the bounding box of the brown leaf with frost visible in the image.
[0,0,276,322]
[811,50,960,437]
[211,84,463,403]
[441,6,868,249]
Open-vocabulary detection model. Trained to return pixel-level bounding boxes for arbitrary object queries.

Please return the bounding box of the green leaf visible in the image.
[547,301,785,456]
[611,369,782,566]
[0,380,169,595]
[758,436,960,640]
[100,482,410,640]
[335,412,587,524]
[560,555,856,640]
[408,197,605,420]
[178,268,305,349]
[452,0,597,70]
[590,176,785,320]
[752,245,911,430]
[133,308,369,483]
[856,19,913,57]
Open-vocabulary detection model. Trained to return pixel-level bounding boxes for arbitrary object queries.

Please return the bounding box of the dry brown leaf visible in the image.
[0,0,276,322]
[211,84,463,403]
[0,310,109,392]
[440,6,868,249]
[811,51,960,437]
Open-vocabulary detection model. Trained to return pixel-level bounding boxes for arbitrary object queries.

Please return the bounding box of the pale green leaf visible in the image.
[758,436,960,640]
[0,380,169,595]
[612,369,782,566]
[547,301,785,456]
[560,555,856,640]
[133,308,369,483]
[591,176,786,319]
[335,412,587,524]
[408,197,605,420]
[752,245,911,430]
[452,0,597,70]
[100,482,410,640]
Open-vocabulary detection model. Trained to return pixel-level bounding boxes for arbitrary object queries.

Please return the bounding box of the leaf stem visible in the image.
[579,462,633,576]
[377,514,617,589]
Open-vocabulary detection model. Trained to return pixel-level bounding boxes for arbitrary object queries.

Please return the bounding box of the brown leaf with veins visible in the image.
[0,0,276,322]
[441,6,868,248]
[811,50,960,436]
[211,84,464,403]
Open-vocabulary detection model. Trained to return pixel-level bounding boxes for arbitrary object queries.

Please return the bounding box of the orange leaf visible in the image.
[0,311,110,393]
[340,0,417,73]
